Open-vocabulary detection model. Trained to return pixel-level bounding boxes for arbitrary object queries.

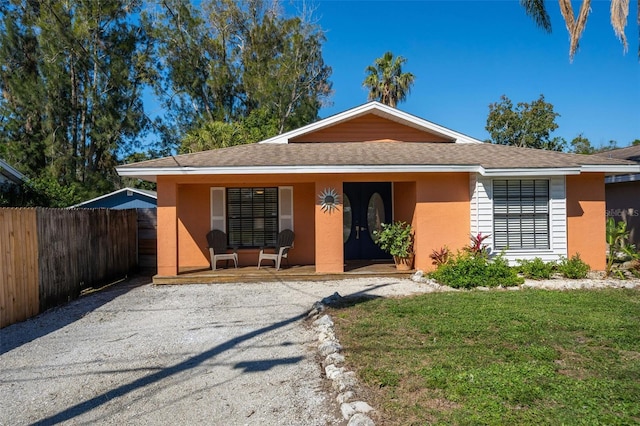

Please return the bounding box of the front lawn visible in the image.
[330,289,640,425]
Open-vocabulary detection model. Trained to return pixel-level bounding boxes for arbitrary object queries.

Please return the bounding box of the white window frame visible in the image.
[492,179,550,251]
[470,174,567,264]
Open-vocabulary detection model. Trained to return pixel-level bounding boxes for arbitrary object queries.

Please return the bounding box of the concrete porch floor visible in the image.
[152,260,414,284]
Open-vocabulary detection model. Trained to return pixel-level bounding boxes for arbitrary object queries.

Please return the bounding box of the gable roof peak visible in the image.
[258,102,483,145]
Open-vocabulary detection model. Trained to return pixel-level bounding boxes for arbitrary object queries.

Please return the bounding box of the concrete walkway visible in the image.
[0,275,429,425]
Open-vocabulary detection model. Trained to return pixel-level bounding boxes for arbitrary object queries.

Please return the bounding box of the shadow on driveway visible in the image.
[0,274,151,355]
[29,283,384,425]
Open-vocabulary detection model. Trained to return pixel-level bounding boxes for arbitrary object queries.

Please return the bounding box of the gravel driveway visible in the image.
[1,275,429,426]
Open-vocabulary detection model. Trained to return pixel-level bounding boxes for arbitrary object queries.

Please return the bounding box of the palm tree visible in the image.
[363,52,415,108]
[520,0,638,61]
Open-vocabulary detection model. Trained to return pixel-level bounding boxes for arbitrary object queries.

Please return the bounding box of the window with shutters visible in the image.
[227,187,278,248]
[493,180,550,250]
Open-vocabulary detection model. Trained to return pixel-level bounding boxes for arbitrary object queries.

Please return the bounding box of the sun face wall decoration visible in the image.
[319,187,340,214]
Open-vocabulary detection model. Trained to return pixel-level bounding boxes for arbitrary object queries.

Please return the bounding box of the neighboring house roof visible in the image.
[593,145,640,184]
[593,145,640,163]
[72,187,157,209]
[117,103,640,181]
[0,159,26,185]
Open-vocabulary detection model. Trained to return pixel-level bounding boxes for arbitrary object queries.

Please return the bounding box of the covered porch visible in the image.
[152,261,413,284]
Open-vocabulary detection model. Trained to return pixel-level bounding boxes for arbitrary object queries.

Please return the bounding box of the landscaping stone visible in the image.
[341,402,357,419]
[325,364,345,380]
[313,314,334,327]
[324,352,345,367]
[332,371,358,392]
[337,391,354,403]
[348,413,376,426]
[318,340,342,357]
[351,401,375,413]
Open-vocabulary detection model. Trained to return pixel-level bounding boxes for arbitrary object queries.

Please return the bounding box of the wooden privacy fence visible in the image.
[1,208,138,328]
[136,208,157,272]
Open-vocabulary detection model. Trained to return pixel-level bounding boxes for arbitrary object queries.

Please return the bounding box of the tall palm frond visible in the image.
[611,0,630,53]
[522,0,639,60]
[559,0,592,61]
[363,51,415,108]
[520,0,552,32]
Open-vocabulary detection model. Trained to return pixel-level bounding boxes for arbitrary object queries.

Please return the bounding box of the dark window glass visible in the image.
[493,180,549,250]
[227,187,278,248]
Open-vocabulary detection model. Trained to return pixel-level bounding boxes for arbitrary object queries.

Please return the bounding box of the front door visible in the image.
[343,182,392,260]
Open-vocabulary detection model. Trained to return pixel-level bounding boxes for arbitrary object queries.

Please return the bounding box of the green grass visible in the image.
[330,289,640,425]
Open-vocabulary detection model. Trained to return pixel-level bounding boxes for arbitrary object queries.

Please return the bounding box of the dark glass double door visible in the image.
[343,182,392,260]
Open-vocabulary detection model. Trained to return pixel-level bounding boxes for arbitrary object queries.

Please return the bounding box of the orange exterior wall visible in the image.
[566,173,606,270]
[394,181,416,224]
[413,173,471,272]
[315,179,344,273]
[157,177,178,276]
[156,172,474,276]
[174,180,316,269]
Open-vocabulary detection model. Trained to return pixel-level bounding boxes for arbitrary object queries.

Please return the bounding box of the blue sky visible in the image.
[295,0,639,148]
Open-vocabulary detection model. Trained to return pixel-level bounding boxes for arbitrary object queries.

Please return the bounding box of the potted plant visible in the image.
[373,221,415,270]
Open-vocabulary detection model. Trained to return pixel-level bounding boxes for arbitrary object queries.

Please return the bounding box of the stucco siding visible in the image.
[414,173,470,272]
[567,173,606,270]
[393,181,416,224]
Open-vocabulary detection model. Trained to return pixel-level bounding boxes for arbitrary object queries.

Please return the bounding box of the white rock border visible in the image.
[308,293,376,426]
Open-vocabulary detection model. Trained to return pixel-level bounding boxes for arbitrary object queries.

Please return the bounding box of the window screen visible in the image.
[493,180,549,250]
[227,187,278,248]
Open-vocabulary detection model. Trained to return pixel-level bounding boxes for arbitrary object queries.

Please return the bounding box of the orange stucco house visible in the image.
[117,102,640,277]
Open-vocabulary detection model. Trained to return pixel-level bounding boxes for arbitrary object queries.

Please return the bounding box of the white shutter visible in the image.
[278,186,294,232]
[210,187,226,231]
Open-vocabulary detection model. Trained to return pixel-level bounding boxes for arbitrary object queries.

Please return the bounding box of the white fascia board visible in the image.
[117,164,482,177]
[258,102,484,145]
[479,168,581,177]
[118,165,593,178]
[581,164,640,174]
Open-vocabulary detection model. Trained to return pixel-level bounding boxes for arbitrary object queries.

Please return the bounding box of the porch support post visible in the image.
[414,173,471,272]
[157,177,178,276]
[314,179,344,273]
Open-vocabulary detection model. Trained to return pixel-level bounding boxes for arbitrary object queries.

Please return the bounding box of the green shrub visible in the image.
[429,252,524,289]
[372,221,414,258]
[516,257,555,280]
[557,254,590,279]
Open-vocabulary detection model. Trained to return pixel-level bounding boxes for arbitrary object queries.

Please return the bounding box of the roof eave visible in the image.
[581,164,640,174]
[117,165,597,178]
[117,165,483,177]
[479,168,582,177]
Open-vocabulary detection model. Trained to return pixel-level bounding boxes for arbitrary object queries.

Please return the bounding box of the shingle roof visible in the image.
[118,142,635,171]
[593,145,640,163]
